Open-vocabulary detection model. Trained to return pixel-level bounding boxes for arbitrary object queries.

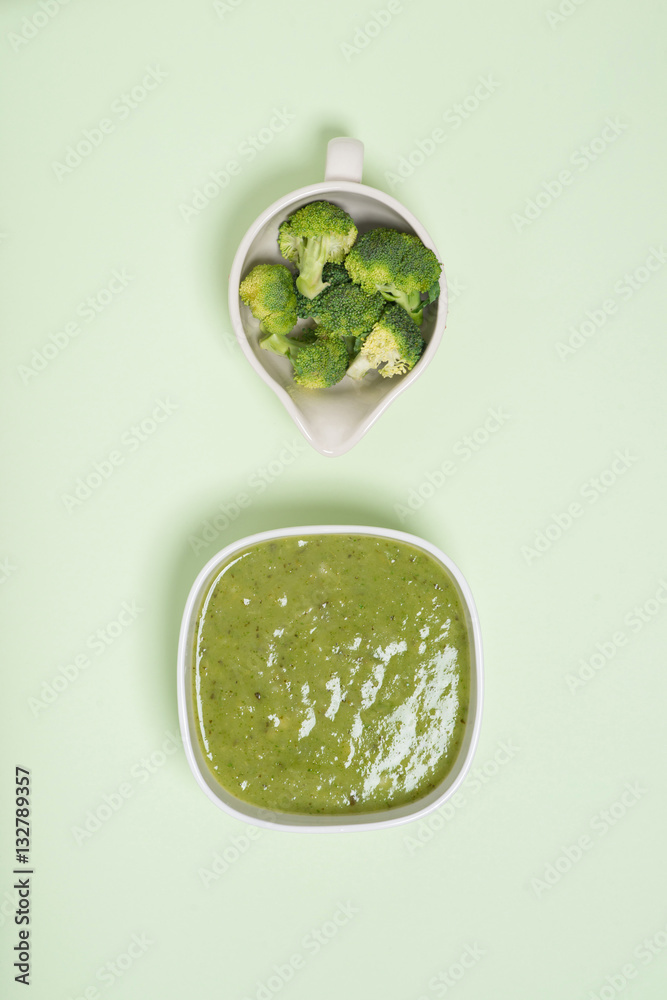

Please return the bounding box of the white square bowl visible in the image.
[177,525,483,832]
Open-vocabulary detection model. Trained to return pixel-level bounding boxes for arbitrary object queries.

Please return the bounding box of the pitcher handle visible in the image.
[324,137,364,183]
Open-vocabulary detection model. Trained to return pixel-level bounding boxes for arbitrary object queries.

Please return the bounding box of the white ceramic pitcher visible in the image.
[228,138,448,457]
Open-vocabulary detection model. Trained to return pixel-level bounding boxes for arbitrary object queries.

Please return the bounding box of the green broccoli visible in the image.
[344,228,441,325]
[311,283,386,339]
[294,262,351,319]
[315,326,357,361]
[278,201,358,300]
[346,304,425,380]
[322,261,353,288]
[260,330,348,389]
[239,263,297,334]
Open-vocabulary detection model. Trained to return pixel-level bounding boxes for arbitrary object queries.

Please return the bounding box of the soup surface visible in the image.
[193,533,470,814]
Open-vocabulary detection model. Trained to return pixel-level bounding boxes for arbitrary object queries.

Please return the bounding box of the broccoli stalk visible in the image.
[278,201,358,300]
[260,331,348,389]
[259,331,300,358]
[373,284,424,325]
[295,241,330,300]
[346,304,424,380]
[344,228,441,325]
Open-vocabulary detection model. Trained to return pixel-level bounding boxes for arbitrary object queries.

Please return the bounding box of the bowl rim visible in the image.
[227,179,448,458]
[177,524,483,832]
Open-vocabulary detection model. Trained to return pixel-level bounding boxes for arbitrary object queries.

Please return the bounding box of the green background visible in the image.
[2,0,666,997]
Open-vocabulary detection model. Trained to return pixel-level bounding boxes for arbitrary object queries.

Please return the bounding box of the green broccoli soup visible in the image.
[192,534,470,814]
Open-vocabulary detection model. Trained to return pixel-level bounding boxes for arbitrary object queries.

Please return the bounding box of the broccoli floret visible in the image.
[317,327,358,361]
[346,304,424,380]
[260,330,348,389]
[322,261,352,288]
[294,284,318,319]
[310,283,386,339]
[294,262,352,319]
[239,264,297,335]
[278,201,358,300]
[344,228,441,325]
